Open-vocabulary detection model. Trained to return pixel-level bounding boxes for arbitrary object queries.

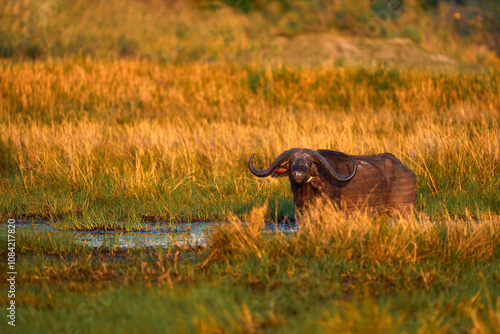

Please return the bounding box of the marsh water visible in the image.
[17,221,298,249]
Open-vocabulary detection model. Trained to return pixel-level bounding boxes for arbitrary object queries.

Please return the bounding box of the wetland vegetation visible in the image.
[1,0,499,332]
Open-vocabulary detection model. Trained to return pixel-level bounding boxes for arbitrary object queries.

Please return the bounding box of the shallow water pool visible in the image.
[16,221,298,249]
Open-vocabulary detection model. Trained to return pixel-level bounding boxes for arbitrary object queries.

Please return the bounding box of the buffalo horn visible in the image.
[248,148,301,177]
[303,149,357,182]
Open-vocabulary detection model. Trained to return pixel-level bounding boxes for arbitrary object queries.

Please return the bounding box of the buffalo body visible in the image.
[249,148,417,215]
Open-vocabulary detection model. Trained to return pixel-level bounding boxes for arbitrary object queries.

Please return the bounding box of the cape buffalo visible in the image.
[248,148,417,215]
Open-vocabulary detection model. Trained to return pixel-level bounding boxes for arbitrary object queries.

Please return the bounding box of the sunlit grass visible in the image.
[2,2,499,333]
[209,204,500,265]
[0,59,498,227]
[6,206,500,333]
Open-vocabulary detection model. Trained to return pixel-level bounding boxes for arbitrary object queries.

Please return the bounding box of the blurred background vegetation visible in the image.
[1,0,499,67]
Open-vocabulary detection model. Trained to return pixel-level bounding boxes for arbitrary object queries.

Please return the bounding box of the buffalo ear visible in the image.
[309,173,326,191]
[272,166,289,177]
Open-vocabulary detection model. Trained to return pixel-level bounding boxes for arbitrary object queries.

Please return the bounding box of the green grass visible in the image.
[0,60,499,227]
[2,208,500,333]
[13,278,500,333]
[1,1,500,332]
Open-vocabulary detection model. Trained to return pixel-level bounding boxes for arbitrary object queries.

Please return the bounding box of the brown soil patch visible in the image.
[269,34,459,69]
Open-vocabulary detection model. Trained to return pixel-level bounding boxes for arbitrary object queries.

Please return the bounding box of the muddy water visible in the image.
[17,222,298,249]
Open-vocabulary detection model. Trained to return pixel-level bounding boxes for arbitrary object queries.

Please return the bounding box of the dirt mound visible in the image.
[272,34,458,69]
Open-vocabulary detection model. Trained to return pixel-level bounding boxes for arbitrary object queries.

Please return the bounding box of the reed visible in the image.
[8,206,499,333]
[0,59,498,227]
[2,2,500,332]
[209,204,500,265]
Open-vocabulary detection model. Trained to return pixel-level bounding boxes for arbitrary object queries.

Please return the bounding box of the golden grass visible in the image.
[0,58,499,222]
[210,203,500,264]
[2,2,500,332]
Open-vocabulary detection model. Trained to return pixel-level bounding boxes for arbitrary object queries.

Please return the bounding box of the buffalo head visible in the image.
[249,148,357,208]
[249,148,356,184]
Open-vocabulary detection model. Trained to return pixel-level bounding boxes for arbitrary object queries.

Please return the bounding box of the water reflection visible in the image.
[17,221,298,249]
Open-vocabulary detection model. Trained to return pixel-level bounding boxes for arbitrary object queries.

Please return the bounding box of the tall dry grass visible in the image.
[0,58,499,224]
[3,2,500,332]
[210,203,500,265]
[204,203,500,332]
